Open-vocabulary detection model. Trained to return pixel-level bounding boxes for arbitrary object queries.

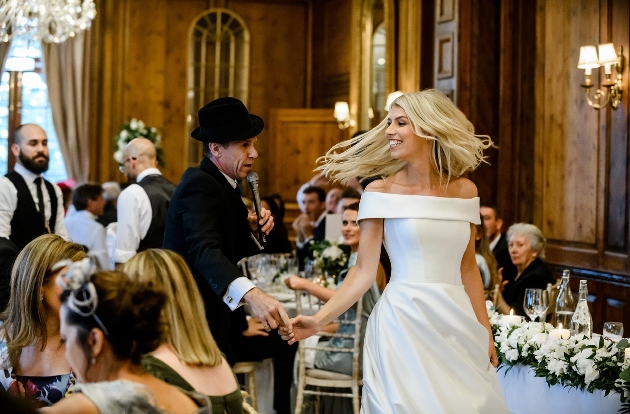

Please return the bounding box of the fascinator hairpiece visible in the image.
[55,257,109,336]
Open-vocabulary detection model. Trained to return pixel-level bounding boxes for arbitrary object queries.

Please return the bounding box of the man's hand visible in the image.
[284,275,307,291]
[242,317,269,337]
[243,287,292,333]
[248,208,274,236]
[292,214,314,242]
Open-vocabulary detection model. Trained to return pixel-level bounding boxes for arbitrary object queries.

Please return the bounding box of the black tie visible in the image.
[34,177,46,225]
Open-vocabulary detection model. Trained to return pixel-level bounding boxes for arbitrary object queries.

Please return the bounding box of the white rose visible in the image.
[119,130,128,140]
[155,134,162,145]
[505,349,519,361]
[138,120,145,129]
[113,150,124,164]
[322,245,344,260]
[130,119,138,130]
[150,127,156,133]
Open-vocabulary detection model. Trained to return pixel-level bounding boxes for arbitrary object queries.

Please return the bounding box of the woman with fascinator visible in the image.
[281,90,509,413]
[0,234,86,407]
[45,259,212,414]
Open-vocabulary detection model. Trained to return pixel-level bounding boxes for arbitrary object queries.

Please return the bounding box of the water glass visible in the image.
[523,288,548,322]
[603,322,624,342]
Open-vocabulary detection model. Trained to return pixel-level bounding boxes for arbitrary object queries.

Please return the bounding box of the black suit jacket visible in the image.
[296,216,326,270]
[502,258,555,317]
[493,233,517,282]
[163,158,260,359]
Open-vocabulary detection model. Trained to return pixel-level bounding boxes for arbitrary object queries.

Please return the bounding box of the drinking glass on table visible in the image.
[523,288,547,322]
[603,322,624,342]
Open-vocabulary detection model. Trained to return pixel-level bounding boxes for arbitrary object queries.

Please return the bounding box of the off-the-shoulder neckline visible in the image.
[363,192,479,201]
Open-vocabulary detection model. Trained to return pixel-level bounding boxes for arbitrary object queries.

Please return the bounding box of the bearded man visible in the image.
[0,124,69,311]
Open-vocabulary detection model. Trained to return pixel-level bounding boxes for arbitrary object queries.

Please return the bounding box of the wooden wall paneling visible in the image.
[433,0,456,100]
[230,1,309,195]
[397,0,422,93]
[267,109,346,202]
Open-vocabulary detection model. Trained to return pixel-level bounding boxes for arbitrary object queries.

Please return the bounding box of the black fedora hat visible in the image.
[191,97,264,143]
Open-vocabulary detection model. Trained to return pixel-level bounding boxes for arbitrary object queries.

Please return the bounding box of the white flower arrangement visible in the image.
[486,301,630,411]
[113,118,164,166]
[310,239,348,280]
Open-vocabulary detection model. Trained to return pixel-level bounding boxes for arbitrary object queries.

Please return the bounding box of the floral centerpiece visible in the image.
[113,118,164,166]
[309,239,348,284]
[486,301,630,412]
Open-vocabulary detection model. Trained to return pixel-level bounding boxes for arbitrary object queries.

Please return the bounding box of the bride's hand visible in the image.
[278,315,321,345]
[489,336,499,367]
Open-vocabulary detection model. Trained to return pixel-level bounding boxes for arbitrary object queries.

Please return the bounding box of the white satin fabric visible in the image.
[357,193,509,414]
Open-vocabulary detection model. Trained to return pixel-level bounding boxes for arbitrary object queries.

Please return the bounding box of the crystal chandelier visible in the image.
[0,0,96,43]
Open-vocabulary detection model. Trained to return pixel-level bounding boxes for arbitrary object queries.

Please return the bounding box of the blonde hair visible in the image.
[123,249,223,367]
[317,89,493,184]
[0,234,86,369]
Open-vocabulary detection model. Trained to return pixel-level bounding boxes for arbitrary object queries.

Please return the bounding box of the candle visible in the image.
[549,323,570,340]
[499,309,522,327]
[625,348,630,360]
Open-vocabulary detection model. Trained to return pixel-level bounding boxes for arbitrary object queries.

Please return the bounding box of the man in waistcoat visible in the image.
[113,138,175,267]
[164,97,295,414]
[0,124,69,311]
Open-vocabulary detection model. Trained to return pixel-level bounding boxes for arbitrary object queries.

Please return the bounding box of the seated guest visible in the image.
[475,219,498,290]
[47,262,211,413]
[64,183,110,270]
[285,203,381,375]
[268,193,286,223]
[96,182,121,228]
[335,187,361,214]
[325,187,343,213]
[261,195,292,254]
[0,235,86,407]
[497,223,555,316]
[480,203,517,282]
[123,249,243,414]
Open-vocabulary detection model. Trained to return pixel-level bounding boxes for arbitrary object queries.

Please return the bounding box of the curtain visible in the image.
[0,41,11,73]
[42,30,91,182]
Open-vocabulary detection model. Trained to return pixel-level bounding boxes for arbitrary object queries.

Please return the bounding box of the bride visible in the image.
[282,90,509,413]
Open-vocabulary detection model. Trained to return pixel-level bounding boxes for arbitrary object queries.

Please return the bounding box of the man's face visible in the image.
[88,194,106,216]
[12,125,49,174]
[304,192,326,222]
[480,206,502,239]
[213,138,258,180]
[337,197,360,214]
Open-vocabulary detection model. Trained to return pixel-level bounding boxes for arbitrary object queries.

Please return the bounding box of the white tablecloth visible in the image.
[497,365,623,414]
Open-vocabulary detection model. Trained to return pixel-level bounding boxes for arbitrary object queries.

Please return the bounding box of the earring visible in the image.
[91,356,97,365]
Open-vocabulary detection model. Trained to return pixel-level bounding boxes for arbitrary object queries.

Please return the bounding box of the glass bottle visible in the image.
[554,270,575,329]
[570,280,593,338]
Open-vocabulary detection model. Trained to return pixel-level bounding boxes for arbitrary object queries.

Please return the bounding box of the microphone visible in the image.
[246,171,267,247]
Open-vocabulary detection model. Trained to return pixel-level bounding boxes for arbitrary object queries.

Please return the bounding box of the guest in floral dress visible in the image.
[0,234,86,407]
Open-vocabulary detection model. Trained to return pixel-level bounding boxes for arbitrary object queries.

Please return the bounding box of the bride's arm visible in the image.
[284,217,383,343]
[461,222,498,367]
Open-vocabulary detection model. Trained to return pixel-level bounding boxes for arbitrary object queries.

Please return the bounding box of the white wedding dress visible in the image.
[357,192,509,414]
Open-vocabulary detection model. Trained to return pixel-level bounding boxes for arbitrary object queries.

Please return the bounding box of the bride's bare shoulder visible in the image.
[364,179,387,193]
[448,177,478,199]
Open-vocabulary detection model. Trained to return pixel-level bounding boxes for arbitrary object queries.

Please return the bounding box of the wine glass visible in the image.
[286,257,299,276]
[523,288,544,321]
[247,255,263,286]
[534,290,550,322]
[603,322,624,342]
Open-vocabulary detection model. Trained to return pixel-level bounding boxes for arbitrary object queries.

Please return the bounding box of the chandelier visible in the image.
[0,0,96,43]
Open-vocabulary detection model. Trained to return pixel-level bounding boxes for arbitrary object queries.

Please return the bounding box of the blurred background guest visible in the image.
[480,204,517,282]
[261,195,292,254]
[268,193,286,224]
[325,187,343,214]
[48,265,211,413]
[496,223,555,316]
[56,179,76,216]
[335,188,362,214]
[97,182,122,228]
[475,219,499,290]
[0,235,86,407]
[64,183,110,270]
[124,249,244,414]
[294,186,327,269]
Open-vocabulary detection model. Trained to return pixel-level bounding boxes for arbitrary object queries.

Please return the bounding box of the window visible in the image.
[187,9,250,166]
[0,39,68,182]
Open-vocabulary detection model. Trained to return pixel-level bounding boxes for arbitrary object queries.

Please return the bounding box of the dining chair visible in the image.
[241,390,259,414]
[293,289,363,414]
[232,361,259,411]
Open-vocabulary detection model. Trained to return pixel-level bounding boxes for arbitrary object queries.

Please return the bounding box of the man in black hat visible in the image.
[164,97,296,413]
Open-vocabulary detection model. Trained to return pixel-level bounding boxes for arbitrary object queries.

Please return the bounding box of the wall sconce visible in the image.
[578,43,624,110]
[384,91,403,111]
[334,101,356,130]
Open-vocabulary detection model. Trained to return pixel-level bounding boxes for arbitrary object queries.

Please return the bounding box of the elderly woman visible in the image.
[46,263,211,413]
[123,249,243,414]
[497,223,555,316]
[0,234,86,407]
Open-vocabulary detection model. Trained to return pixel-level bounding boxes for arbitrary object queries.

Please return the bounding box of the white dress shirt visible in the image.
[0,163,68,240]
[65,210,110,270]
[218,170,259,311]
[489,233,502,251]
[113,168,161,264]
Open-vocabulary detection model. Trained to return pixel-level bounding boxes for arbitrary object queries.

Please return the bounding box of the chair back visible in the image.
[546,278,561,325]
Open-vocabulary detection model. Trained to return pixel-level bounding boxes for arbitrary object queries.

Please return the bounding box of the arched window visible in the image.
[0,39,67,182]
[187,9,250,166]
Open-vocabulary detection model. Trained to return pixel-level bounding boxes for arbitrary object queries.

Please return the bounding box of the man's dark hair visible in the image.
[303,186,326,202]
[72,183,103,211]
[339,187,362,201]
[344,202,360,212]
[481,203,501,220]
